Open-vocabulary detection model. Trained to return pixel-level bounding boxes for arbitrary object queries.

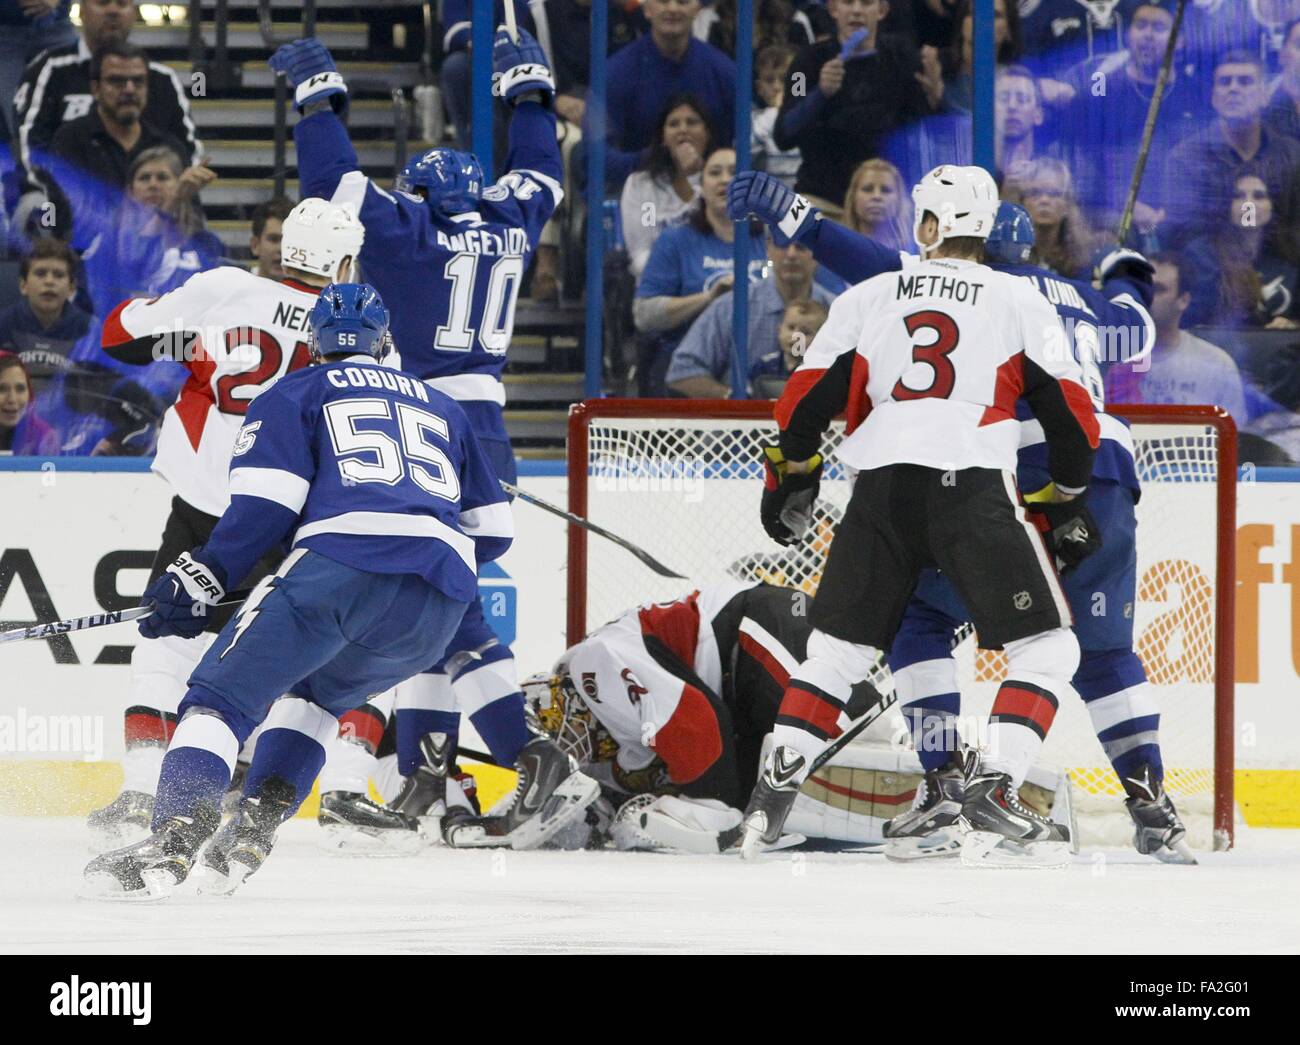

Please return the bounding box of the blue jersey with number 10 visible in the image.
[201,357,513,605]
[293,106,562,409]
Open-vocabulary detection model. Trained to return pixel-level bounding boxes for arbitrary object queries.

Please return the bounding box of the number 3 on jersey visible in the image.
[433,252,524,355]
[891,310,959,402]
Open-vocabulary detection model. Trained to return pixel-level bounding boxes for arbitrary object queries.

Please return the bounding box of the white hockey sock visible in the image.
[980,629,1079,786]
[318,735,375,795]
[121,744,166,796]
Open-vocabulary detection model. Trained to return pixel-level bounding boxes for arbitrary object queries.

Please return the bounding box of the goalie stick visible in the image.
[0,588,255,646]
[500,479,687,579]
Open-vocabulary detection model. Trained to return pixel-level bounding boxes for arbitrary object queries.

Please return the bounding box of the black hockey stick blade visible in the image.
[808,684,899,776]
[0,587,255,646]
[500,479,688,579]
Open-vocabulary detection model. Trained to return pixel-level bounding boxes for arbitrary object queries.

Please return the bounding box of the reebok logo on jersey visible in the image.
[49,977,151,1025]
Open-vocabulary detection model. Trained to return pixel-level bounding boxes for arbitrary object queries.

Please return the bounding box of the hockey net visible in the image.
[567,400,1236,850]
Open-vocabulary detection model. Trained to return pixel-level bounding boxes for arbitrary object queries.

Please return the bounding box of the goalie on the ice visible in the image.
[514,581,889,854]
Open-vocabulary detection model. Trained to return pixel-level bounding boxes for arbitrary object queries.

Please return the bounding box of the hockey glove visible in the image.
[493,27,555,107]
[760,444,823,546]
[1027,495,1102,573]
[138,550,228,640]
[727,171,817,246]
[1094,246,1154,294]
[269,39,348,114]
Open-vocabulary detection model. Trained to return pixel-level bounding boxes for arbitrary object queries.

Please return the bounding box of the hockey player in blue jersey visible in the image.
[83,284,597,900]
[729,175,1193,862]
[267,30,563,831]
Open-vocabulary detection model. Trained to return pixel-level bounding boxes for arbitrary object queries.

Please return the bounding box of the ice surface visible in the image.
[2,818,1297,954]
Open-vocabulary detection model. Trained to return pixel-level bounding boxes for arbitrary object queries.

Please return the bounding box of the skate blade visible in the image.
[960,830,1071,869]
[507,771,600,851]
[739,815,768,861]
[443,821,510,848]
[1153,840,1199,866]
[728,832,804,857]
[316,823,423,857]
[884,830,964,863]
[86,822,151,856]
[78,870,171,903]
[637,809,743,854]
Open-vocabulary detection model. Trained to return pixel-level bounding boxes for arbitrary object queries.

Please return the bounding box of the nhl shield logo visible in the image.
[1013,590,1033,611]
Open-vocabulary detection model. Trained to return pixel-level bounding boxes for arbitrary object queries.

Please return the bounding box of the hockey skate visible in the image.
[451,736,598,851]
[1122,766,1197,865]
[390,730,452,822]
[82,803,220,900]
[960,770,1072,868]
[317,791,421,855]
[883,750,970,862]
[740,745,805,860]
[195,779,296,896]
[86,789,154,851]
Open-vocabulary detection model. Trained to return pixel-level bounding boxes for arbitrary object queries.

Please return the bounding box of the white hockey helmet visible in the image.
[280,198,365,281]
[911,165,999,249]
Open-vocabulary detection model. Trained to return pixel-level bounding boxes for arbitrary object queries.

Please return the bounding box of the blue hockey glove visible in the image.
[727,170,818,246]
[138,550,227,640]
[493,26,555,106]
[269,39,348,113]
[1094,246,1154,291]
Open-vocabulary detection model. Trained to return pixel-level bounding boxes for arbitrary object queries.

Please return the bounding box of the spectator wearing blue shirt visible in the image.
[0,237,92,395]
[0,0,76,131]
[633,145,765,394]
[666,236,834,397]
[598,0,736,189]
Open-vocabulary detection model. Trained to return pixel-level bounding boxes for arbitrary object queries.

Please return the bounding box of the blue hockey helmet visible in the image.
[985,201,1036,265]
[396,148,485,215]
[309,283,392,362]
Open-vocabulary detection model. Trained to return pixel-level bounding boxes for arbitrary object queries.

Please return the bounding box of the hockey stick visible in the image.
[806,684,898,777]
[0,588,255,646]
[503,0,520,42]
[1115,0,1188,244]
[499,479,688,579]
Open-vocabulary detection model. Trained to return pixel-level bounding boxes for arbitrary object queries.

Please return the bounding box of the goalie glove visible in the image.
[760,444,823,547]
[492,26,555,107]
[1026,491,1102,573]
[138,550,227,640]
[269,39,348,114]
[727,170,818,246]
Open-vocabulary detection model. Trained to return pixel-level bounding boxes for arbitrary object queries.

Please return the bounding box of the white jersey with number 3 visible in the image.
[795,257,1094,475]
[102,267,321,516]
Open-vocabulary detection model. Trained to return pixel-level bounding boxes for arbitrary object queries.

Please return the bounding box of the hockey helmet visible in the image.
[281,198,365,281]
[308,282,392,362]
[396,148,485,215]
[523,667,617,767]
[911,165,1000,249]
[985,201,1037,265]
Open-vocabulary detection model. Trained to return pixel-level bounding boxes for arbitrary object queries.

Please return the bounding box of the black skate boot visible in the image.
[390,731,453,819]
[739,745,806,859]
[497,735,598,850]
[221,761,249,817]
[961,770,1072,867]
[86,790,154,850]
[317,790,420,855]
[83,802,220,900]
[195,777,297,896]
[1122,765,1197,865]
[883,749,971,861]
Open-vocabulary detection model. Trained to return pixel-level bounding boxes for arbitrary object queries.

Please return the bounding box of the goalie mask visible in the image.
[523,667,617,767]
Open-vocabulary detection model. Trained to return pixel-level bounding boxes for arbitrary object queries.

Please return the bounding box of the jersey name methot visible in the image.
[435,227,530,256]
[896,273,985,305]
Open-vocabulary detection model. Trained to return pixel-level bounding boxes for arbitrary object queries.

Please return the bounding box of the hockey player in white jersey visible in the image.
[744,165,1102,864]
[85,199,364,847]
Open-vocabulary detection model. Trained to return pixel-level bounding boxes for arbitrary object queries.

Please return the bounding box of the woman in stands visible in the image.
[632,145,765,395]
[841,158,912,254]
[1002,157,1098,278]
[620,94,716,279]
[0,354,58,455]
[1181,172,1300,330]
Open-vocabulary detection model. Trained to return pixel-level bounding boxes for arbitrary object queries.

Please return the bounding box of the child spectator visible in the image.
[620,94,714,278]
[751,45,801,188]
[633,145,765,394]
[0,354,59,454]
[1181,172,1300,329]
[749,296,829,397]
[1104,252,1249,427]
[841,157,912,252]
[0,237,92,395]
[1002,157,1099,277]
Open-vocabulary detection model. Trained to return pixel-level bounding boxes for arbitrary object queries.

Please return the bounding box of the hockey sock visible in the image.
[319,703,387,794]
[122,634,204,794]
[454,646,531,765]
[121,710,176,796]
[772,630,883,774]
[152,711,240,826]
[981,629,1078,785]
[394,672,459,776]
[1074,647,1165,787]
[243,697,339,814]
[468,693,531,765]
[893,657,962,773]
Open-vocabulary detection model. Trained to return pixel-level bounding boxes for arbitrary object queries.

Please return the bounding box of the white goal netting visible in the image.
[570,405,1234,849]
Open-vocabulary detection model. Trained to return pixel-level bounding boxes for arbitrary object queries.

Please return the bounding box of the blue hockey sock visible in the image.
[152,708,239,826]
[395,708,460,776]
[469,693,531,766]
[1074,648,1165,787]
[902,693,962,773]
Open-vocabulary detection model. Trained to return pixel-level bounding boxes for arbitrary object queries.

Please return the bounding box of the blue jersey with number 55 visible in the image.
[293,105,562,412]
[200,356,513,604]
